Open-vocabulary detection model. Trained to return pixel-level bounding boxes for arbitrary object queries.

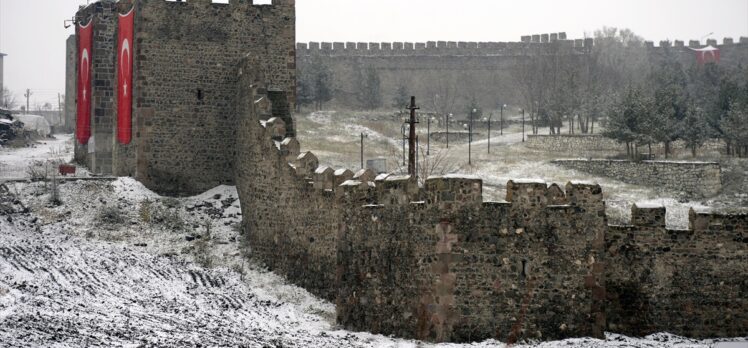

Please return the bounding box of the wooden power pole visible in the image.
[407,96,419,177]
[24,89,32,112]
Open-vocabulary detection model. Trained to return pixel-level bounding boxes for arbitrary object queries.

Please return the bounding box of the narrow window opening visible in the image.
[521,259,529,279]
[197,89,204,101]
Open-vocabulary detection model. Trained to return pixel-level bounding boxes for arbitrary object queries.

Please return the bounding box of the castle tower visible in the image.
[70,0,296,194]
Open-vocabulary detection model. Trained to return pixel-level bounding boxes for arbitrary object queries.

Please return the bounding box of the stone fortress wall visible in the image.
[67,2,747,343]
[235,64,747,343]
[71,0,296,195]
[552,159,722,198]
[296,35,748,110]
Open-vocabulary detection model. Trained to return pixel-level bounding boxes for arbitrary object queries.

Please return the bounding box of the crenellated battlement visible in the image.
[162,0,293,9]
[296,35,748,58]
[253,120,615,233]
[296,33,748,111]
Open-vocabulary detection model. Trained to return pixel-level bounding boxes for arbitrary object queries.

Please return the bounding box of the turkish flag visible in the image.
[695,46,720,65]
[117,7,135,145]
[76,20,93,145]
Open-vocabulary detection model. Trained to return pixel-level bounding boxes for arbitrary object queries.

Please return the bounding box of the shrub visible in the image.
[98,205,125,225]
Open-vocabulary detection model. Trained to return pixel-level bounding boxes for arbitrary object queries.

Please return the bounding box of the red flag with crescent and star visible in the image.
[117,7,135,145]
[694,46,720,65]
[76,20,93,145]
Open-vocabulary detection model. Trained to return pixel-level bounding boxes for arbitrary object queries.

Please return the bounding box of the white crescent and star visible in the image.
[80,49,89,102]
[120,38,131,97]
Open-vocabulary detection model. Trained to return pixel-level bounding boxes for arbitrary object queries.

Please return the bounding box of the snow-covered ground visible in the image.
[296,112,736,229]
[0,130,745,346]
[0,134,81,180]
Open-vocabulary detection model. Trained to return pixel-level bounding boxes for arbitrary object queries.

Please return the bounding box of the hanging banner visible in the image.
[76,20,93,145]
[117,7,135,145]
[694,46,720,65]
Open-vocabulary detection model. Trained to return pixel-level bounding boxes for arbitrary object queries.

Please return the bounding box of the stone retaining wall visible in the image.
[526,135,621,152]
[552,159,722,197]
[527,134,727,156]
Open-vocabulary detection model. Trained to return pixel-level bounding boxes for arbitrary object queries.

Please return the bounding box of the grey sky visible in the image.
[1,0,747,107]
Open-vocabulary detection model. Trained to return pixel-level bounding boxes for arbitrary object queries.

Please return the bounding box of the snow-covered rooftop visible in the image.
[511,178,547,184]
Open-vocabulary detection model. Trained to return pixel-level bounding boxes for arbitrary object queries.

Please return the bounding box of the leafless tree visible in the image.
[0,87,18,110]
[426,72,460,126]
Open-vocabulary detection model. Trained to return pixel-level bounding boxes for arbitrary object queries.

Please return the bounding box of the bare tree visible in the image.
[513,47,544,135]
[426,72,460,126]
[0,87,18,110]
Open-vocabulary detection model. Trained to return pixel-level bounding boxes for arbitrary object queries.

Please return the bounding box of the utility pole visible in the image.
[488,113,492,154]
[427,116,431,156]
[469,108,475,165]
[500,104,505,136]
[58,93,63,128]
[446,113,450,149]
[407,96,419,176]
[24,89,32,113]
[416,135,419,178]
[402,123,406,167]
[360,133,366,169]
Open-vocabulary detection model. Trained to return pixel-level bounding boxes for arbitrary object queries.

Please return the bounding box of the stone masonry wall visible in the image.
[526,135,621,153]
[132,0,295,195]
[297,38,748,110]
[234,67,745,342]
[236,71,607,340]
[527,134,727,157]
[64,35,77,133]
[74,2,118,175]
[235,63,339,301]
[552,159,722,197]
[337,181,607,342]
[606,205,747,337]
[72,0,295,194]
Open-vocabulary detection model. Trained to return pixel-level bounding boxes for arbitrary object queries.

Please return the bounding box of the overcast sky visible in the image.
[0,0,747,107]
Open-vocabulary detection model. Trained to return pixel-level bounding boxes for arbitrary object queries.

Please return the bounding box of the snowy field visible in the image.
[296,112,740,229]
[0,134,75,179]
[0,132,746,347]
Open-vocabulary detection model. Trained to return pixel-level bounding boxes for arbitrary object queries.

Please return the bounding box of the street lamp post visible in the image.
[488,112,493,154]
[501,104,506,136]
[360,133,368,169]
[522,108,526,142]
[469,108,476,165]
[427,116,431,156]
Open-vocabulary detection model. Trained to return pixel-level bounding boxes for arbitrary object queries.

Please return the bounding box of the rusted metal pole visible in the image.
[407,96,419,176]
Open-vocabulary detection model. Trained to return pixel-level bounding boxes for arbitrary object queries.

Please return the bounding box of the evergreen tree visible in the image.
[680,105,711,157]
[392,85,409,109]
[603,87,649,158]
[313,63,334,110]
[723,101,748,157]
[356,67,382,110]
[296,78,314,111]
[648,57,689,157]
